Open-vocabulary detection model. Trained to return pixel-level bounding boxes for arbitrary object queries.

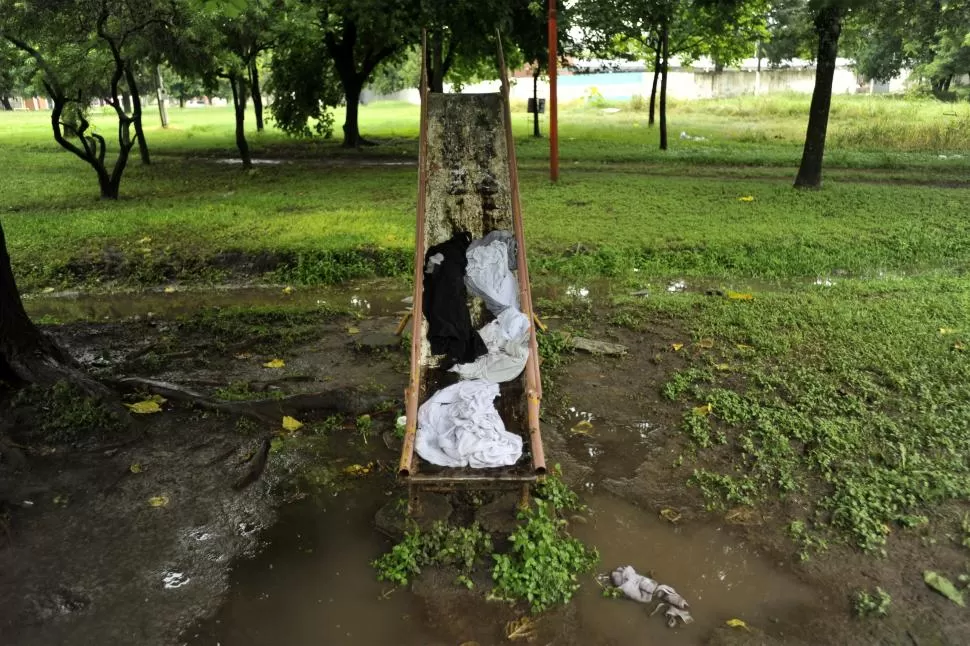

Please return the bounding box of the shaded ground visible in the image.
[2,286,969,645]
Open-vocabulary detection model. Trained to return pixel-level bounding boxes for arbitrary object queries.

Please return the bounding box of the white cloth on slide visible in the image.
[465,237,520,315]
[450,309,530,383]
[416,380,523,468]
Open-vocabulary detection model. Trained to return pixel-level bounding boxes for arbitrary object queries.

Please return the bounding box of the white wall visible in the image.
[366,66,891,105]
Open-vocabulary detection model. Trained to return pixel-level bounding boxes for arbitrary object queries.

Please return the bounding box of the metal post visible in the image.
[548,0,559,182]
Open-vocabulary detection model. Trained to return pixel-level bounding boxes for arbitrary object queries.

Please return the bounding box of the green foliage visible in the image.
[492,499,599,613]
[215,381,263,401]
[535,465,585,513]
[355,414,372,443]
[267,16,341,138]
[788,520,828,562]
[373,521,494,587]
[181,305,334,353]
[13,381,121,443]
[853,587,892,618]
[639,277,970,555]
[537,330,573,370]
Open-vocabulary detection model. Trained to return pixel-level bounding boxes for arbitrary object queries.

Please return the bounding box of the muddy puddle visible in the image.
[22,274,857,326]
[182,485,818,646]
[23,282,413,323]
[181,479,440,646]
[570,493,818,644]
[182,404,820,646]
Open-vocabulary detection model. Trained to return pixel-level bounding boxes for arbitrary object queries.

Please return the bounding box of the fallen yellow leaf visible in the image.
[343,463,373,476]
[736,343,754,351]
[697,338,715,349]
[570,420,594,435]
[282,286,294,294]
[955,342,966,351]
[660,508,682,523]
[671,343,684,352]
[940,327,957,335]
[129,463,142,474]
[263,358,285,369]
[693,403,712,416]
[137,236,152,244]
[282,415,303,432]
[738,196,755,202]
[726,618,750,630]
[163,286,176,294]
[347,326,360,335]
[715,363,731,371]
[126,400,162,414]
[148,495,169,507]
[41,286,55,293]
[726,291,754,301]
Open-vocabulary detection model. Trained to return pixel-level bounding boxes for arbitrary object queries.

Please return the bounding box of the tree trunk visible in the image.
[794,6,843,189]
[427,33,445,93]
[1,97,12,111]
[943,75,953,92]
[649,42,661,126]
[659,26,669,150]
[155,65,169,128]
[178,92,186,109]
[122,91,132,114]
[127,70,150,165]
[229,75,251,168]
[0,220,85,388]
[342,80,364,148]
[250,61,264,132]
[533,69,541,138]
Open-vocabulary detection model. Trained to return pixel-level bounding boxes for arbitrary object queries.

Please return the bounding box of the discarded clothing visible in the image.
[422,232,487,367]
[610,565,693,627]
[450,308,530,383]
[416,379,523,468]
[465,233,520,315]
[468,230,517,271]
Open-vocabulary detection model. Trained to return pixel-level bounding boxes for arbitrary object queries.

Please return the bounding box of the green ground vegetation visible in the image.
[2,95,970,291]
[4,93,970,565]
[611,276,970,556]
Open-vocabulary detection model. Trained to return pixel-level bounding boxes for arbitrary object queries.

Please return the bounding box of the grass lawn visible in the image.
[3,94,970,572]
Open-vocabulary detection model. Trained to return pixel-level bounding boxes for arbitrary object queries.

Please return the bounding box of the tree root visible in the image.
[232,438,270,490]
[3,347,114,400]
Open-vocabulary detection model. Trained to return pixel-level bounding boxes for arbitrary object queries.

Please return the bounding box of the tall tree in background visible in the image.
[1,0,174,197]
[759,0,815,66]
[309,0,419,147]
[794,1,843,188]
[507,0,574,137]
[578,0,767,150]
[267,6,343,139]
[420,0,514,93]
[0,41,30,110]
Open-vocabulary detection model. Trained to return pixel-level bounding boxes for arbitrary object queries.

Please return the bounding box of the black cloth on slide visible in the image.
[422,232,488,367]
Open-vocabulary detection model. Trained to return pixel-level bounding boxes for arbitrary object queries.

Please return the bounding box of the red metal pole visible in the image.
[548,0,559,182]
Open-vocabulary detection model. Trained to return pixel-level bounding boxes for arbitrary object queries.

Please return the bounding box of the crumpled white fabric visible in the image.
[465,237,520,315]
[450,309,530,383]
[610,565,693,627]
[416,380,523,468]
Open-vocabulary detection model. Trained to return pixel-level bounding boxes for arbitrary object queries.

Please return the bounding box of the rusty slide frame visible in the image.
[397,32,546,501]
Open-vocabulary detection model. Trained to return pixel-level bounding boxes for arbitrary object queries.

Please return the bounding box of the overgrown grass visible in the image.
[3,100,970,291]
[616,276,970,555]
